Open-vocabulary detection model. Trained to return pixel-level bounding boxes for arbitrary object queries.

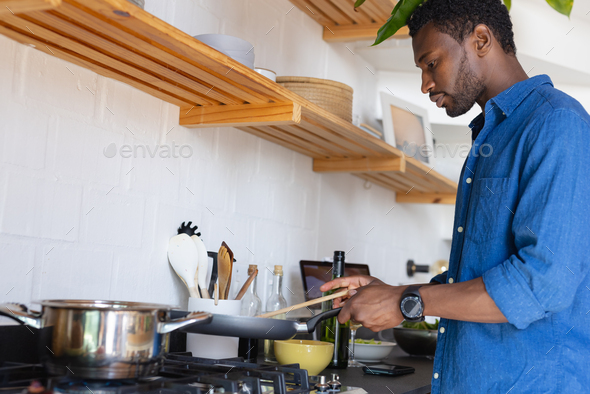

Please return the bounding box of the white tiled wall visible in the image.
[0,0,454,324]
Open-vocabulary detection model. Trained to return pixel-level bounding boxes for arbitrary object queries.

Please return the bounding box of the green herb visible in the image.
[401,319,439,330]
[353,338,382,345]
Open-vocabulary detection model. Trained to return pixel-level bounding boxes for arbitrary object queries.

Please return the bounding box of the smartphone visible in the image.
[363,364,415,377]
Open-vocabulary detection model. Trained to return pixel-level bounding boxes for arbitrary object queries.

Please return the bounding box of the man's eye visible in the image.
[428,61,436,68]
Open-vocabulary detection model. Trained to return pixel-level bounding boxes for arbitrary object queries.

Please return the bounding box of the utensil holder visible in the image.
[186,298,241,359]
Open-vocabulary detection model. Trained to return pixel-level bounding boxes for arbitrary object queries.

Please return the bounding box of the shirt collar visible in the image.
[491,74,553,117]
[469,113,485,141]
[468,74,554,141]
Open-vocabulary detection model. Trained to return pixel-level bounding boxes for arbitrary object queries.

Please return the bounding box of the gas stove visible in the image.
[0,354,366,394]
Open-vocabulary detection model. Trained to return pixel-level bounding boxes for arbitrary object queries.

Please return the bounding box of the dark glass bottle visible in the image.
[238,265,261,363]
[320,251,350,368]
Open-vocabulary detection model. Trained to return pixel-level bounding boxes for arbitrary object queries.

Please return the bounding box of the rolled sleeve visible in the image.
[483,259,547,329]
[483,110,590,329]
[430,272,448,284]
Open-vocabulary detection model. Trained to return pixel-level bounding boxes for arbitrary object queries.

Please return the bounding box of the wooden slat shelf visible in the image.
[289,0,410,42]
[0,0,456,204]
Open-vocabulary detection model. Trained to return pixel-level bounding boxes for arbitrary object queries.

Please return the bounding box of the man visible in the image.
[320,0,590,392]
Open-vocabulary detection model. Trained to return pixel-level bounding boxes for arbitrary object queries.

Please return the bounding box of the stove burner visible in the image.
[0,354,363,394]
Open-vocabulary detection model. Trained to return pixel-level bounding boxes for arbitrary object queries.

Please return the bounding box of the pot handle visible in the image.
[298,308,342,333]
[158,311,212,334]
[0,303,43,329]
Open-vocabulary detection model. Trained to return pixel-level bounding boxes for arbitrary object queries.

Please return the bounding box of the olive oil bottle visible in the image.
[320,251,350,368]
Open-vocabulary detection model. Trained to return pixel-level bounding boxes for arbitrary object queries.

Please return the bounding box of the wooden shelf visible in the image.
[236,104,457,204]
[288,0,409,42]
[0,0,293,109]
[0,0,456,204]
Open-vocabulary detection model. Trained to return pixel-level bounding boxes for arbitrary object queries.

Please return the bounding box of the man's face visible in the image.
[412,23,486,117]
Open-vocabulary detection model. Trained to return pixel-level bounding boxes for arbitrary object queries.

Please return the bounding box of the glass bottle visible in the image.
[263,265,287,363]
[320,251,350,368]
[240,264,262,316]
[239,265,261,362]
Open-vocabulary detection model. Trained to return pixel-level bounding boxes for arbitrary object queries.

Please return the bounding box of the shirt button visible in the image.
[502,112,506,116]
[440,327,445,333]
[466,178,472,184]
[457,226,463,233]
[434,373,439,379]
[448,278,454,283]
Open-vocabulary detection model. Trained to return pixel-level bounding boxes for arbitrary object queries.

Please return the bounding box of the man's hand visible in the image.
[320,275,383,307]
[336,284,408,332]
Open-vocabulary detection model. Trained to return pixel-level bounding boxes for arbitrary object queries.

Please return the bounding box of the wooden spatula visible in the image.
[217,244,231,300]
[222,241,234,299]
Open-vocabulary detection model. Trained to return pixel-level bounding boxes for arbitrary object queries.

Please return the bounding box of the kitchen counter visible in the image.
[323,346,433,394]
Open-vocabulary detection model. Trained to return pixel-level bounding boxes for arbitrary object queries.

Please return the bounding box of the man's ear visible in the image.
[471,24,493,57]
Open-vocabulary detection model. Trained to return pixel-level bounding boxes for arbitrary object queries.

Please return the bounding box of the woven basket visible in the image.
[276,76,353,122]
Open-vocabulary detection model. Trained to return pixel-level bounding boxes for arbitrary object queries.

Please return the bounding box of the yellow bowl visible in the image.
[274,340,334,376]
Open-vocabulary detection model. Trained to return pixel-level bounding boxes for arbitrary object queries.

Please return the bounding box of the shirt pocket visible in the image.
[465,178,513,244]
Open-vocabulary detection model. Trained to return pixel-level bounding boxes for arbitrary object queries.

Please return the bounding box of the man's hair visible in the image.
[407,0,516,55]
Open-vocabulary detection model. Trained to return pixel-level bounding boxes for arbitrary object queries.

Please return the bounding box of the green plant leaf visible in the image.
[545,0,573,16]
[354,0,367,10]
[389,0,404,15]
[372,0,424,46]
[503,0,511,11]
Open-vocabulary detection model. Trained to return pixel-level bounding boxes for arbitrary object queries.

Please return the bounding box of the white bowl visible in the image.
[194,34,253,51]
[350,341,396,362]
[194,34,255,68]
[255,68,276,82]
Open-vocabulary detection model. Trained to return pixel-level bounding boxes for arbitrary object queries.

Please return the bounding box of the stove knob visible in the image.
[328,373,342,390]
[315,375,330,392]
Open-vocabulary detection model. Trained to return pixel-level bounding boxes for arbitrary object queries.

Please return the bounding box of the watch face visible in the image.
[401,296,423,318]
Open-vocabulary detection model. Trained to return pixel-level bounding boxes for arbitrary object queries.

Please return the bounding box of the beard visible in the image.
[444,51,486,117]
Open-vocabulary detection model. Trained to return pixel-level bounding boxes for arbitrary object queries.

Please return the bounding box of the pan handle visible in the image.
[0,303,43,329]
[298,308,342,333]
[158,311,212,334]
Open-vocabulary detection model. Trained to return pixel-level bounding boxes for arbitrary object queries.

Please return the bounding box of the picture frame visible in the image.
[379,92,435,166]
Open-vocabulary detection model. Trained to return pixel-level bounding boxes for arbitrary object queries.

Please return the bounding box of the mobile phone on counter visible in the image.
[363,364,415,377]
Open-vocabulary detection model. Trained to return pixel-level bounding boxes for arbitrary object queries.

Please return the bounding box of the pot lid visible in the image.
[35,299,179,311]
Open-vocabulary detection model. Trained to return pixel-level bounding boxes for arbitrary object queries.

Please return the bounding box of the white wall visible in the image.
[376,70,482,126]
[0,0,454,324]
[511,0,590,77]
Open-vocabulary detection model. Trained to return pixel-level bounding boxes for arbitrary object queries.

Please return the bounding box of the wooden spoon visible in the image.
[235,269,258,301]
[257,289,349,318]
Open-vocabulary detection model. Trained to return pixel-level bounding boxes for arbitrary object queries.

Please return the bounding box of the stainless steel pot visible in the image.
[0,300,212,379]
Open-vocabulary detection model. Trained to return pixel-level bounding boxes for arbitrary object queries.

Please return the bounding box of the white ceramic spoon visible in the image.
[191,235,210,299]
[167,233,200,298]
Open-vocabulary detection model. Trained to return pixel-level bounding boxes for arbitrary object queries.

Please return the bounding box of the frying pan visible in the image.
[171,308,342,340]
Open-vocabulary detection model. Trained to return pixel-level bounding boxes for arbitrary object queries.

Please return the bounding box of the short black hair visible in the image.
[408,0,516,55]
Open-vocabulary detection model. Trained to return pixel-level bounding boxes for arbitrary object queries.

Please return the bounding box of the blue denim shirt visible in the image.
[429,75,590,393]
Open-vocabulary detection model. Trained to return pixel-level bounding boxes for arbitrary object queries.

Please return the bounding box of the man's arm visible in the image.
[331,277,506,331]
[420,277,507,323]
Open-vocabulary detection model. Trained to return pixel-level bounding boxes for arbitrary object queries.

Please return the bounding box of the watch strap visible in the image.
[402,285,424,298]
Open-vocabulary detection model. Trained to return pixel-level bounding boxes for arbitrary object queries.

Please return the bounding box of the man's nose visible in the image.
[421,73,435,95]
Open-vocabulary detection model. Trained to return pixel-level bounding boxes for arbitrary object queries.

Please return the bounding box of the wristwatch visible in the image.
[400,285,425,323]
